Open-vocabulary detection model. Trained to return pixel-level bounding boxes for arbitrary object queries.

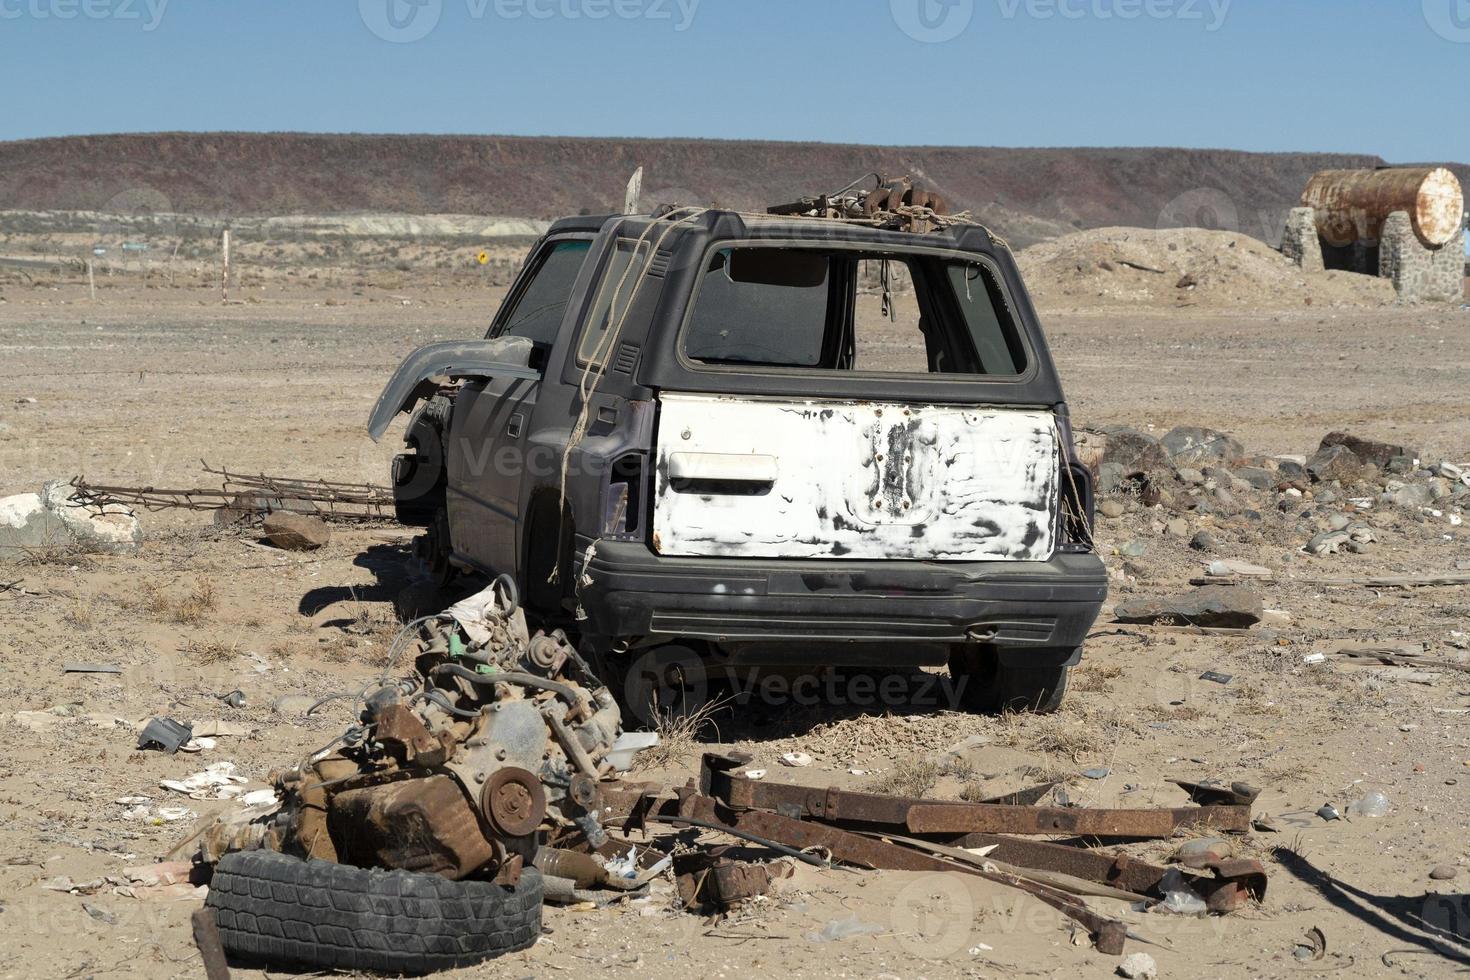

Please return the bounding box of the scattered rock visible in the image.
[1306,525,1376,556]
[1164,518,1189,537]
[263,511,331,551]
[1275,459,1308,483]
[1234,466,1276,490]
[1117,952,1158,980]
[1098,499,1126,519]
[1189,530,1217,552]
[1384,482,1434,509]
[1162,426,1243,467]
[1099,426,1171,475]
[1430,865,1458,881]
[1098,461,1127,492]
[1320,432,1417,469]
[1113,585,1263,629]
[1307,445,1363,485]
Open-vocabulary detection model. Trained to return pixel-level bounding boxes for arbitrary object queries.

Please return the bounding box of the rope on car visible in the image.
[547,206,710,585]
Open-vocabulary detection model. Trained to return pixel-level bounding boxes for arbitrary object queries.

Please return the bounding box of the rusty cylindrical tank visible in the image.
[1302,167,1464,249]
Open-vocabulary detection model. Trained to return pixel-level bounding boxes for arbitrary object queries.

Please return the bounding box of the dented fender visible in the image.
[367,337,540,442]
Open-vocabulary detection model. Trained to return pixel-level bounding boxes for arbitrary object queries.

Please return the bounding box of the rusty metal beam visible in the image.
[904,802,1250,836]
[937,832,1265,913]
[701,762,1252,838]
[602,786,1129,954]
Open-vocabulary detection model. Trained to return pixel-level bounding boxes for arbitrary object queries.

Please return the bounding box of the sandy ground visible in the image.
[1,277,1468,979]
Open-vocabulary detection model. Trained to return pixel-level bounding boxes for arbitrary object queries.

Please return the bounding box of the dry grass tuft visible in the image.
[62,602,96,630]
[637,695,733,770]
[867,758,946,798]
[1071,662,1124,693]
[13,541,96,570]
[184,638,239,665]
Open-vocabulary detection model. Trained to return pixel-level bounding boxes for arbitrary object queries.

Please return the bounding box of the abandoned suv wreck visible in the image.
[372,187,1105,715]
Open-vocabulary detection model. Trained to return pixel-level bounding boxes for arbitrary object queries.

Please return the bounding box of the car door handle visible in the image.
[668,453,778,493]
[506,413,524,438]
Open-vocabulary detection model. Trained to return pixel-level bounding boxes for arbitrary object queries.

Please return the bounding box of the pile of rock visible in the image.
[1080,424,1468,550]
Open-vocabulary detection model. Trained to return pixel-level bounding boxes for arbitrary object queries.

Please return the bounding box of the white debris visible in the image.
[159,762,248,800]
[779,752,813,768]
[1117,952,1158,979]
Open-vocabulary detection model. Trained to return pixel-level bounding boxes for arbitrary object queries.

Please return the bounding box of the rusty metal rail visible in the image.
[72,460,395,524]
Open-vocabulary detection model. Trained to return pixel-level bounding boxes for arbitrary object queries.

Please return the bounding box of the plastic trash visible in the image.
[159,761,248,800]
[1157,868,1208,915]
[806,914,886,943]
[604,848,640,880]
[605,731,660,773]
[780,751,813,768]
[1346,790,1390,818]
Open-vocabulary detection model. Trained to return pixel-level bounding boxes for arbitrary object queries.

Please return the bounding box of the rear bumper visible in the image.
[575,539,1107,656]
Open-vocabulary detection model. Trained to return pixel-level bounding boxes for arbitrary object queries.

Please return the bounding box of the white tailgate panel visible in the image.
[653,394,1058,561]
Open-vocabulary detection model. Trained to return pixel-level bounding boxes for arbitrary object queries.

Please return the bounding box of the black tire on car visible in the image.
[949,644,1071,715]
[206,850,542,974]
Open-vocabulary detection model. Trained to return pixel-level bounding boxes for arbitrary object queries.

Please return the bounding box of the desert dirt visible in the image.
[0,240,1468,980]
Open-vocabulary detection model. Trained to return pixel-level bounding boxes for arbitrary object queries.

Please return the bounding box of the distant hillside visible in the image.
[1,133,1464,248]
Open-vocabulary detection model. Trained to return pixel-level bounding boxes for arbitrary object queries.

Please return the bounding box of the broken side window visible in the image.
[489,239,591,347]
[681,246,1028,377]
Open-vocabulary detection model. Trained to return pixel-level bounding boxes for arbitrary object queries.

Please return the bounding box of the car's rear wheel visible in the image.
[948,644,1071,714]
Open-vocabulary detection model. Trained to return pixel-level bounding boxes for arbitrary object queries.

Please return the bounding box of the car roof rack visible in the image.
[766,173,959,234]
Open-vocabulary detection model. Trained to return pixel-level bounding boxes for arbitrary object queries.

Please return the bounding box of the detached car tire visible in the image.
[949,645,1071,715]
[206,850,542,974]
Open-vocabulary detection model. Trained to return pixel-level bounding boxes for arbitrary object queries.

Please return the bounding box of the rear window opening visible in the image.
[682,246,1028,376]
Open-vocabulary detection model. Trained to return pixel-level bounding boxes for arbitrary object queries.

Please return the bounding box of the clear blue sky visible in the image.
[0,0,1464,163]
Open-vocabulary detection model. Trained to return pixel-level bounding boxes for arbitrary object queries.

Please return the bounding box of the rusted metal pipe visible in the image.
[1302,167,1464,248]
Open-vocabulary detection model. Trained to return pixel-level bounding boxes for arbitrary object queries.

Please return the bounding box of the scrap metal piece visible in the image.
[330,775,498,880]
[673,851,786,914]
[940,832,1266,913]
[483,767,547,838]
[1172,779,1262,808]
[138,717,193,754]
[602,786,1130,954]
[373,703,448,768]
[190,907,232,980]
